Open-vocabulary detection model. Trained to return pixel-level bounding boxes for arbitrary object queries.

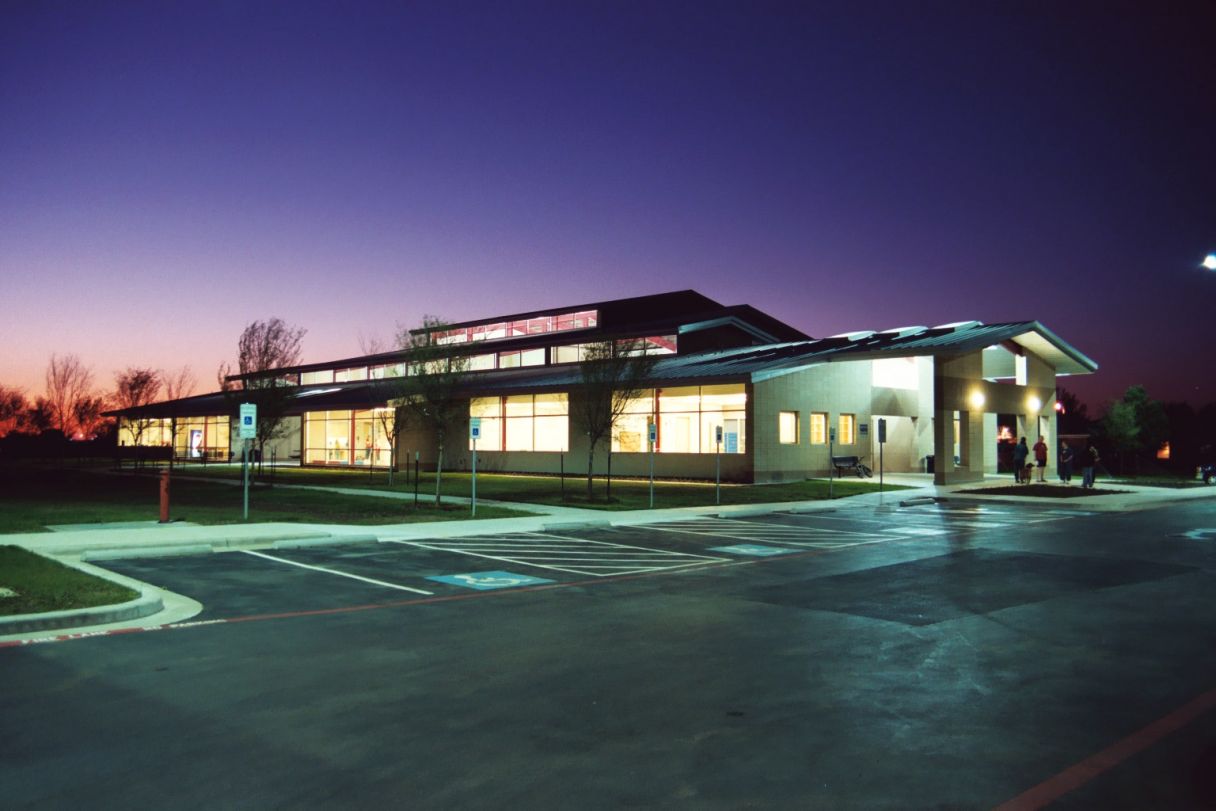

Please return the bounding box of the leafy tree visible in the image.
[43,353,95,438]
[1055,386,1091,434]
[573,339,658,501]
[1098,398,1139,475]
[393,317,469,506]
[113,368,163,452]
[0,385,30,438]
[222,318,307,468]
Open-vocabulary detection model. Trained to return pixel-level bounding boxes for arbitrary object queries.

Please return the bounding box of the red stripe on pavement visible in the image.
[0,542,843,649]
[993,686,1216,811]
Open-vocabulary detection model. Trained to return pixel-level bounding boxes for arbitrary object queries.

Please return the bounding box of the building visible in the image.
[110,290,1097,485]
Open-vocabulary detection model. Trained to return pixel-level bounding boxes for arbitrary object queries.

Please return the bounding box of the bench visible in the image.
[831,455,872,478]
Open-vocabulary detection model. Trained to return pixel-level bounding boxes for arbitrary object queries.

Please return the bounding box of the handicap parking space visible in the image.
[98,501,1098,624]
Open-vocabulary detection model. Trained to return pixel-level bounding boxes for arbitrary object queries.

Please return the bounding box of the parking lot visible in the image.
[4,499,1216,809]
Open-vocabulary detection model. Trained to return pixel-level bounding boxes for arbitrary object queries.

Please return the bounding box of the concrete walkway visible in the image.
[4,473,1213,640]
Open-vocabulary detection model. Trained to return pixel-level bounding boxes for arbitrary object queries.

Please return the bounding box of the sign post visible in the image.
[715,425,723,505]
[648,421,657,509]
[470,418,481,517]
[877,418,887,494]
[239,403,257,520]
[828,426,836,500]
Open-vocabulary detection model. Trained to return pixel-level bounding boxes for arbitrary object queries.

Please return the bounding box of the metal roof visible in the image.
[110,319,1095,419]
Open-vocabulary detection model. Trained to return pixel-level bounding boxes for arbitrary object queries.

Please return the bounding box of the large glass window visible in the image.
[305,410,352,464]
[301,370,334,385]
[335,367,368,383]
[613,384,747,454]
[172,415,230,460]
[433,310,598,345]
[470,394,568,452]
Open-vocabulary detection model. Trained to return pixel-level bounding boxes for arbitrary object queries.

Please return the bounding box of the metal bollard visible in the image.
[159,468,171,523]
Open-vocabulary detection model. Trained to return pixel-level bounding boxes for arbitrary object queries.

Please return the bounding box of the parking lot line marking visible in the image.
[385,532,725,577]
[993,684,1216,811]
[2,543,851,648]
[242,550,434,595]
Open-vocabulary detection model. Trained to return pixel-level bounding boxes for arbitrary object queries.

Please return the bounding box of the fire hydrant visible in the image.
[159,468,171,523]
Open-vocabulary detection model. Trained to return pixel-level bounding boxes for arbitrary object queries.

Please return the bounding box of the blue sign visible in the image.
[724,432,738,453]
[470,417,482,440]
[427,571,555,590]
[707,544,796,557]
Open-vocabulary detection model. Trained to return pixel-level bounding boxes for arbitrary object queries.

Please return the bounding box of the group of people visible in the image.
[1011,436,1100,488]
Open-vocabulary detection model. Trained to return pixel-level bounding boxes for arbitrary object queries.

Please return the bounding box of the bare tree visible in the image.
[113,368,163,452]
[394,317,469,506]
[163,366,196,401]
[368,383,409,486]
[225,318,307,468]
[44,353,95,438]
[0,385,30,438]
[161,366,197,467]
[358,330,388,356]
[573,339,658,501]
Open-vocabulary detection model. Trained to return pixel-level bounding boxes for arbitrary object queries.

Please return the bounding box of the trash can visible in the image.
[925,454,935,474]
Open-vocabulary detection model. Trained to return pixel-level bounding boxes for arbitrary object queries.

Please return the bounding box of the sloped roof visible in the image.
[110,319,1095,419]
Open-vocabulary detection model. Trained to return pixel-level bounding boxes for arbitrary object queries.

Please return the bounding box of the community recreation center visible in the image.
[110,290,1097,485]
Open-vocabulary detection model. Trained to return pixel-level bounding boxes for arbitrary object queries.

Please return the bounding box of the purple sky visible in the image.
[3,2,1214,409]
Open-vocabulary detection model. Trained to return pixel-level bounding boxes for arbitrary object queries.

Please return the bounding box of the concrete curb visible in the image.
[84,545,214,561]
[273,534,380,549]
[0,555,165,635]
[542,520,612,532]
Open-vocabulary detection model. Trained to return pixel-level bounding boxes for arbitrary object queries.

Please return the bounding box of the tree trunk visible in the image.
[434,442,444,507]
[586,444,596,502]
[387,432,395,487]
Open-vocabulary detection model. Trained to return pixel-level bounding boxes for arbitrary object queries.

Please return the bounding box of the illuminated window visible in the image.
[467,353,496,371]
[839,414,856,445]
[301,370,334,385]
[369,364,405,379]
[779,412,799,444]
[612,384,747,454]
[433,310,598,345]
[470,394,568,452]
[334,367,368,383]
[810,412,827,445]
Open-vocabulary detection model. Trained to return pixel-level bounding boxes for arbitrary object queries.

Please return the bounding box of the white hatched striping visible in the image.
[386,532,726,577]
[646,518,904,548]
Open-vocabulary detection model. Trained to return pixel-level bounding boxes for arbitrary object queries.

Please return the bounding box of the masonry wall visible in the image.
[751,362,874,482]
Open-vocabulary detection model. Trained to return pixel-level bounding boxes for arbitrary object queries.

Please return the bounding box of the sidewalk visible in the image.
[4,473,1213,640]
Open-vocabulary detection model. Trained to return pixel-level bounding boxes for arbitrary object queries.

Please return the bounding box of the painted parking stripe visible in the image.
[647,518,907,548]
[709,544,799,557]
[242,550,434,595]
[388,533,725,577]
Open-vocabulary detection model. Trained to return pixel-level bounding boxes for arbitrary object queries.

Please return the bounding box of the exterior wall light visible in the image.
[1027,395,1042,412]
[969,390,986,409]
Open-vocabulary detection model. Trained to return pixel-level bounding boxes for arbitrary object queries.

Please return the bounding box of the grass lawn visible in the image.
[0,545,138,616]
[172,463,906,511]
[0,465,528,534]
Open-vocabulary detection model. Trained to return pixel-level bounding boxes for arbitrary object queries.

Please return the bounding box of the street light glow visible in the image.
[1203,254,1216,271]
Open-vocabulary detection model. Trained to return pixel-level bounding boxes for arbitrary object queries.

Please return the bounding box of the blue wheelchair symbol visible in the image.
[427,570,555,590]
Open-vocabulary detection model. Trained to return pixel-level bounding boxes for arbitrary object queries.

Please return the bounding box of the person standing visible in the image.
[1033,436,1048,482]
[1059,442,1074,484]
[1013,437,1029,484]
[1082,442,1100,488]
